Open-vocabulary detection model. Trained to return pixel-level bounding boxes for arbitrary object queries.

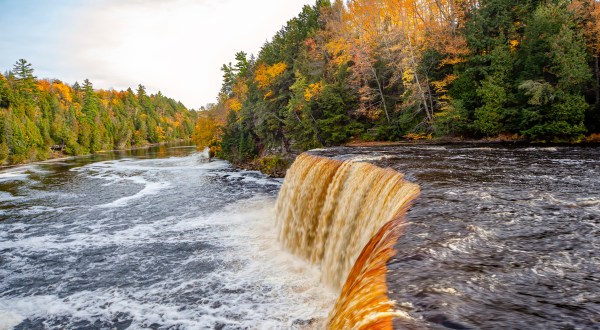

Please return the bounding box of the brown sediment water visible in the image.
[275,153,420,329]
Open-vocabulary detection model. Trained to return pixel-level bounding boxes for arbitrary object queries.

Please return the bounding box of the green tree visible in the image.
[0,60,195,164]
[0,142,8,163]
[11,59,38,103]
[518,4,591,141]
[12,59,36,84]
[474,43,515,136]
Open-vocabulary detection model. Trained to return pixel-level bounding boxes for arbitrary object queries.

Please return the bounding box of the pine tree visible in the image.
[518,4,591,141]
[12,59,36,82]
[11,59,38,99]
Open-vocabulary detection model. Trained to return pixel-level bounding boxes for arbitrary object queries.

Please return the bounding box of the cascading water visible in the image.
[3,144,595,329]
[275,153,420,328]
[0,146,421,329]
[326,217,413,329]
[199,146,211,160]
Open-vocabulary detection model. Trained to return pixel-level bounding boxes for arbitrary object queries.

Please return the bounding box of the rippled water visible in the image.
[311,145,600,329]
[0,145,335,329]
[2,144,599,329]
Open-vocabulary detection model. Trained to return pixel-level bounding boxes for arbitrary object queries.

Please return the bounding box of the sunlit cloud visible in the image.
[0,0,313,109]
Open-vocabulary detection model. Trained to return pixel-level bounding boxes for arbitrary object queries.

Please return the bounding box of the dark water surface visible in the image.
[0,144,334,329]
[2,144,599,329]
[312,145,600,329]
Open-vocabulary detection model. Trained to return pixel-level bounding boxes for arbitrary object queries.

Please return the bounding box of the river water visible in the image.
[0,145,335,329]
[1,144,599,329]
[311,145,600,329]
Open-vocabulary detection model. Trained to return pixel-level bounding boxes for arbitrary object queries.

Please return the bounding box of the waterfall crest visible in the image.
[275,153,419,328]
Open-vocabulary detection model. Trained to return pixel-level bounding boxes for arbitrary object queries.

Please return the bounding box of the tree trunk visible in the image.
[595,55,599,106]
[372,67,391,124]
[425,76,436,132]
[406,37,433,125]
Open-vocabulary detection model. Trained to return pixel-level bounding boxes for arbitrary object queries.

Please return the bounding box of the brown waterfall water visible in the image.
[275,153,420,328]
[3,144,596,329]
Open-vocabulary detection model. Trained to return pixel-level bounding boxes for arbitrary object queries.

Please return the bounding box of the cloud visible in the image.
[1,0,313,109]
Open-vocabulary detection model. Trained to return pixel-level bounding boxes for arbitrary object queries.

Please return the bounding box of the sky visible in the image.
[0,0,314,109]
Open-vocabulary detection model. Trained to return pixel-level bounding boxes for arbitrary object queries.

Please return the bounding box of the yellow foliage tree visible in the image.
[304,81,323,101]
[193,116,219,149]
[254,62,287,90]
[228,98,243,112]
[36,80,51,93]
[155,126,167,142]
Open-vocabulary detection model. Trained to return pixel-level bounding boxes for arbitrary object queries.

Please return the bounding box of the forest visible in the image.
[194,0,600,168]
[0,59,197,165]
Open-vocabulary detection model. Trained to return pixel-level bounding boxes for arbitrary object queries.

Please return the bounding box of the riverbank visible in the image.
[228,154,296,178]
[345,133,600,147]
[0,139,194,170]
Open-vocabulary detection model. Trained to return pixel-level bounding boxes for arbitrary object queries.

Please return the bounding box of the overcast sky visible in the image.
[0,0,313,109]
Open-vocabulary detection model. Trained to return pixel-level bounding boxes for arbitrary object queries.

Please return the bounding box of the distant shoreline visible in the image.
[0,139,195,170]
[343,137,600,148]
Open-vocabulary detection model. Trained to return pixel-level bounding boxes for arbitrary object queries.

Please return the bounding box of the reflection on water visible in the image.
[311,145,600,329]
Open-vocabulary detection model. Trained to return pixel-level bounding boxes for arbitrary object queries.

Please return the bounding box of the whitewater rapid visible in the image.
[0,146,335,329]
[2,143,598,329]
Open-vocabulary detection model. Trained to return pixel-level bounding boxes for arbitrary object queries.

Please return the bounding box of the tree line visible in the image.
[194,0,600,166]
[0,59,197,165]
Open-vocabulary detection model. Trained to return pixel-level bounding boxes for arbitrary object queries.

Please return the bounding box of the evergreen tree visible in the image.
[0,61,196,164]
[12,59,36,82]
[11,59,38,101]
[473,43,516,136]
[518,4,591,141]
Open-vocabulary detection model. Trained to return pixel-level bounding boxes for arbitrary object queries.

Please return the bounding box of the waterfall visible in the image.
[275,153,420,328]
[199,147,211,160]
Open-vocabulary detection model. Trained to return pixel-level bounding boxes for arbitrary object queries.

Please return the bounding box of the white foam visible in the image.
[22,165,52,175]
[71,154,230,176]
[18,205,72,216]
[576,198,600,207]
[428,224,499,261]
[524,147,558,152]
[536,193,592,210]
[0,197,336,329]
[97,180,171,208]
[199,147,210,159]
[0,310,23,330]
[0,191,20,202]
[0,164,54,184]
[430,287,458,294]
[0,169,29,183]
[350,155,394,162]
[463,189,493,201]
[0,213,193,252]
[213,170,281,186]
[70,156,225,208]
[0,152,334,329]
[180,196,337,327]
[423,146,447,151]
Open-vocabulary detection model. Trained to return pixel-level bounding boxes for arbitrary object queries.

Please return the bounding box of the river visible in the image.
[0,145,335,329]
[0,144,599,329]
[311,144,600,329]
